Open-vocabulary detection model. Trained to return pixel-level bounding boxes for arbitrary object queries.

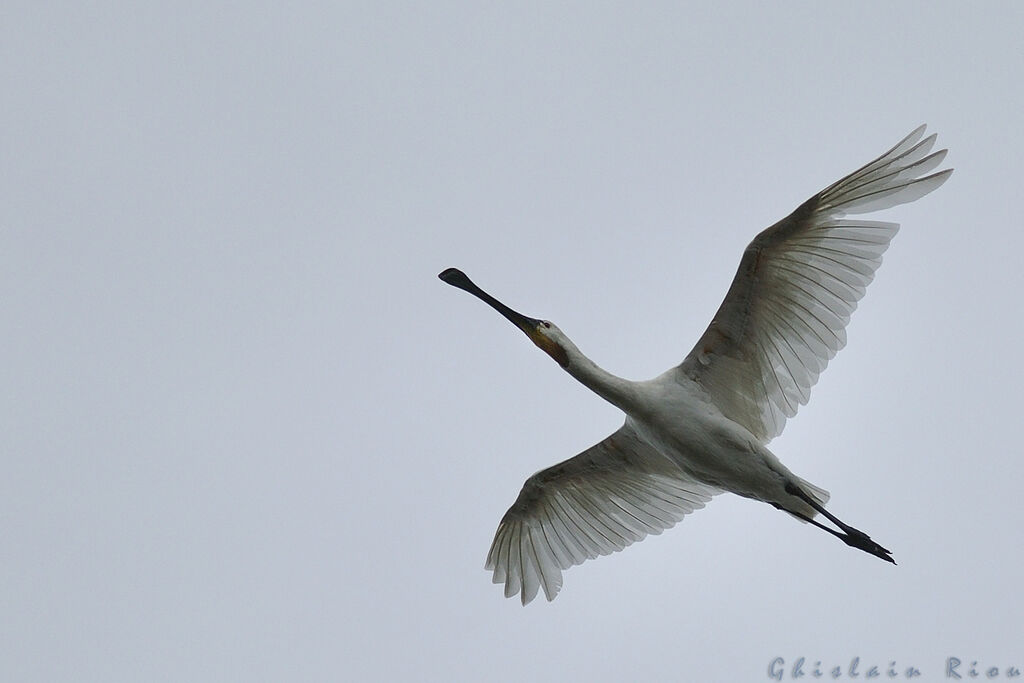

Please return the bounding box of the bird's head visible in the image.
[439,267,570,368]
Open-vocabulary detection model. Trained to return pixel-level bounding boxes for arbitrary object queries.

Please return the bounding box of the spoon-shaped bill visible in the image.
[438,268,543,334]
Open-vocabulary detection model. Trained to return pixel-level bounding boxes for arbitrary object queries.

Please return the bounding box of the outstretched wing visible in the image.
[486,424,719,605]
[676,125,952,442]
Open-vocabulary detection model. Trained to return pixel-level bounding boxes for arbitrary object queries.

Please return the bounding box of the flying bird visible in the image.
[439,126,951,605]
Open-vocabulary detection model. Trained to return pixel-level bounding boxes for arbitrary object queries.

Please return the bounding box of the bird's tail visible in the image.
[787,476,830,522]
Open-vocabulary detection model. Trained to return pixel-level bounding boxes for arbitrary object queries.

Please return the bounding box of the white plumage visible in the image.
[440,126,952,604]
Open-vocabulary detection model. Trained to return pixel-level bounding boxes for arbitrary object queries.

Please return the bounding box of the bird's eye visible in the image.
[543,321,552,328]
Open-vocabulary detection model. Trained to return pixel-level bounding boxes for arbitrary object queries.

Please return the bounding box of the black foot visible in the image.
[838,527,895,564]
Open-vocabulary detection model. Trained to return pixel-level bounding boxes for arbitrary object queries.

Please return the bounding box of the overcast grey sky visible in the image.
[3,2,1023,681]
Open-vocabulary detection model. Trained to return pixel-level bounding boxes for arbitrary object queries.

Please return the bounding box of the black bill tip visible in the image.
[438,267,469,286]
[438,267,483,296]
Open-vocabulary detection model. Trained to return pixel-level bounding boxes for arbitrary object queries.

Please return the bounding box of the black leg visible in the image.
[783,483,896,565]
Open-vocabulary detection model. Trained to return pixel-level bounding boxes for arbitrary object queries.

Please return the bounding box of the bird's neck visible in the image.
[562,344,639,412]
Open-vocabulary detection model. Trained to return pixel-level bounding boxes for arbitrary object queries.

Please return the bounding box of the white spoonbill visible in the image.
[439,126,951,605]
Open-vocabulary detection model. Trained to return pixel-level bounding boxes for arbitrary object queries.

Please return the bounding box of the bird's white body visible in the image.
[562,336,819,518]
[440,126,952,604]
